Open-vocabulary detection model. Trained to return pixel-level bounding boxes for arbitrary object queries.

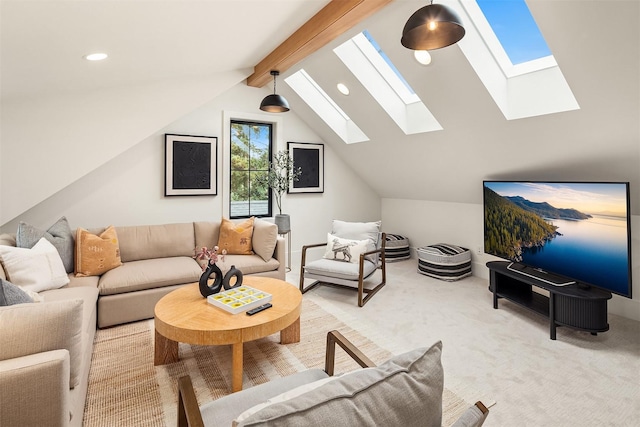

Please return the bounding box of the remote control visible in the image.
[246,303,272,316]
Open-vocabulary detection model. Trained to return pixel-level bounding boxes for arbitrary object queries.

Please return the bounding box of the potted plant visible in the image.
[261,150,302,233]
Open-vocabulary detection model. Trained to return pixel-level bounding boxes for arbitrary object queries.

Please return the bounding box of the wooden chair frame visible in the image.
[299,233,387,307]
[177,330,488,426]
[178,330,375,427]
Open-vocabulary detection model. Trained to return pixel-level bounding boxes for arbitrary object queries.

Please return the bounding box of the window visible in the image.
[229,120,272,218]
[476,0,552,66]
[455,0,578,119]
[333,30,441,135]
[285,69,369,144]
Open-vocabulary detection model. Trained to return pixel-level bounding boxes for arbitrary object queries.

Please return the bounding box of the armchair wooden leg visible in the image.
[177,376,204,427]
[299,243,327,294]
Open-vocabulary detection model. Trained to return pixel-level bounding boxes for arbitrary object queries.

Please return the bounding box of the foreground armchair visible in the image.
[177,330,488,427]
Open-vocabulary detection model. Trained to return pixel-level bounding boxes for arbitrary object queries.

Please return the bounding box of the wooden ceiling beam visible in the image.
[247,0,395,88]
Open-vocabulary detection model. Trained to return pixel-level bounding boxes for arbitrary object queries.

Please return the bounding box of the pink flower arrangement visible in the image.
[194,246,226,270]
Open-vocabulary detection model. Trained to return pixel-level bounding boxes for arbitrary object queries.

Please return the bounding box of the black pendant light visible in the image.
[260,70,290,113]
[401,1,465,50]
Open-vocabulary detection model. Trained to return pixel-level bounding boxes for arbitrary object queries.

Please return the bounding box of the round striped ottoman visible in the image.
[384,234,410,262]
[417,243,471,281]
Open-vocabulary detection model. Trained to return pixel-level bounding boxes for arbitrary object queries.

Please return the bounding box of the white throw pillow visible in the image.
[0,237,70,292]
[322,233,371,264]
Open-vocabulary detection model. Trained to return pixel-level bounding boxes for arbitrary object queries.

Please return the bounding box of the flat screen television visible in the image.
[483,181,632,298]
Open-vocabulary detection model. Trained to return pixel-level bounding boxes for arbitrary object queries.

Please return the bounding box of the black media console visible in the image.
[486,261,612,340]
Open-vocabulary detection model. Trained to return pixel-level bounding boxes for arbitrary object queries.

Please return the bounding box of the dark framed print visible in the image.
[288,142,324,193]
[165,134,217,196]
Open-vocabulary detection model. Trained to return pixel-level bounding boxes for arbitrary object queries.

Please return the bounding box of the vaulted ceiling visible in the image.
[1,0,639,221]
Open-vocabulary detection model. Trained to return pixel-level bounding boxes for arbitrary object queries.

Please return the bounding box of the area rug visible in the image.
[84,299,482,426]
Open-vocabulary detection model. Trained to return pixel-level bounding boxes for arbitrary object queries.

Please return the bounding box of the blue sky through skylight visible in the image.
[476,0,551,65]
[362,30,416,96]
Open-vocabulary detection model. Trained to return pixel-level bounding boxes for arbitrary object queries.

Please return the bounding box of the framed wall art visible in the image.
[288,142,324,193]
[165,134,217,196]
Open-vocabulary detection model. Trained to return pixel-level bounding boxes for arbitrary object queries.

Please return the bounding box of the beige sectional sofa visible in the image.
[0,218,284,427]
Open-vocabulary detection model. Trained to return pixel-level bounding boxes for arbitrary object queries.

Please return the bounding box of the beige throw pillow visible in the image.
[217,218,254,255]
[252,219,278,262]
[75,226,122,276]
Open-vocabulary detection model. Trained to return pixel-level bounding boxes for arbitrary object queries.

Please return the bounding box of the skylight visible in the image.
[361,30,417,99]
[463,0,556,77]
[334,30,442,135]
[476,0,551,65]
[451,0,579,119]
[284,69,369,144]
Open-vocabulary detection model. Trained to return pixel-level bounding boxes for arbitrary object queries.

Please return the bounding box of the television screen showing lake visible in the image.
[483,181,632,297]
[521,216,630,295]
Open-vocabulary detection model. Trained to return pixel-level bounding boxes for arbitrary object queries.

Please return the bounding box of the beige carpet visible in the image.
[84,299,481,426]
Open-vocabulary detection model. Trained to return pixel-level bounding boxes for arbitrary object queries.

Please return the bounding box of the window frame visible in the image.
[222,110,285,220]
[229,119,273,219]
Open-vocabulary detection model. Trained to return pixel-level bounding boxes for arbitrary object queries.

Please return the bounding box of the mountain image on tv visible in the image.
[483,186,590,261]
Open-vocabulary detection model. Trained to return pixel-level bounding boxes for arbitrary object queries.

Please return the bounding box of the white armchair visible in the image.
[299,220,386,307]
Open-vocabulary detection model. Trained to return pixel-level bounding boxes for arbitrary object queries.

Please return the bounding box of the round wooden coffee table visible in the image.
[154,276,302,392]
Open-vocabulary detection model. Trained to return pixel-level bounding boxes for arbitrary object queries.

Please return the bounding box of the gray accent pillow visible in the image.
[16,217,74,273]
[239,341,444,427]
[0,278,34,306]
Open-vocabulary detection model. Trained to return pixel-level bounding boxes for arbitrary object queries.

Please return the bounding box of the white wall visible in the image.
[0,71,250,226]
[382,198,640,322]
[0,83,382,262]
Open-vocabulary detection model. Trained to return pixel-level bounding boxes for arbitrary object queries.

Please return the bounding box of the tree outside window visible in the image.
[230,121,271,218]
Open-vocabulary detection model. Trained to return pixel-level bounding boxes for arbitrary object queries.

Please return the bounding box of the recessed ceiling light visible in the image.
[84,53,108,61]
[414,50,432,65]
[337,83,350,95]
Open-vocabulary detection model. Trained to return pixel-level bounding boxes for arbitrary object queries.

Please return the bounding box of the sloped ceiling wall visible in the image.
[0,0,328,226]
[1,0,638,226]
[277,0,640,212]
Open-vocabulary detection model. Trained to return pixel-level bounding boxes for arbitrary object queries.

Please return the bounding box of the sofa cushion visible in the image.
[252,219,278,262]
[116,222,196,262]
[0,237,70,292]
[75,226,123,276]
[194,222,221,253]
[98,257,202,296]
[218,218,254,255]
[0,278,34,306]
[0,299,84,388]
[304,258,377,281]
[237,341,444,427]
[216,255,280,276]
[40,285,99,335]
[16,217,75,274]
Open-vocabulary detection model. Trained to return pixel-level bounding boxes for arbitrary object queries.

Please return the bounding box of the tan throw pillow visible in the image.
[75,226,122,276]
[217,218,254,255]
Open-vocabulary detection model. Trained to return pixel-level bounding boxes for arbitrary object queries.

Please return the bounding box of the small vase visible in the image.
[222,265,243,290]
[199,260,223,297]
[275,214,290,234]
